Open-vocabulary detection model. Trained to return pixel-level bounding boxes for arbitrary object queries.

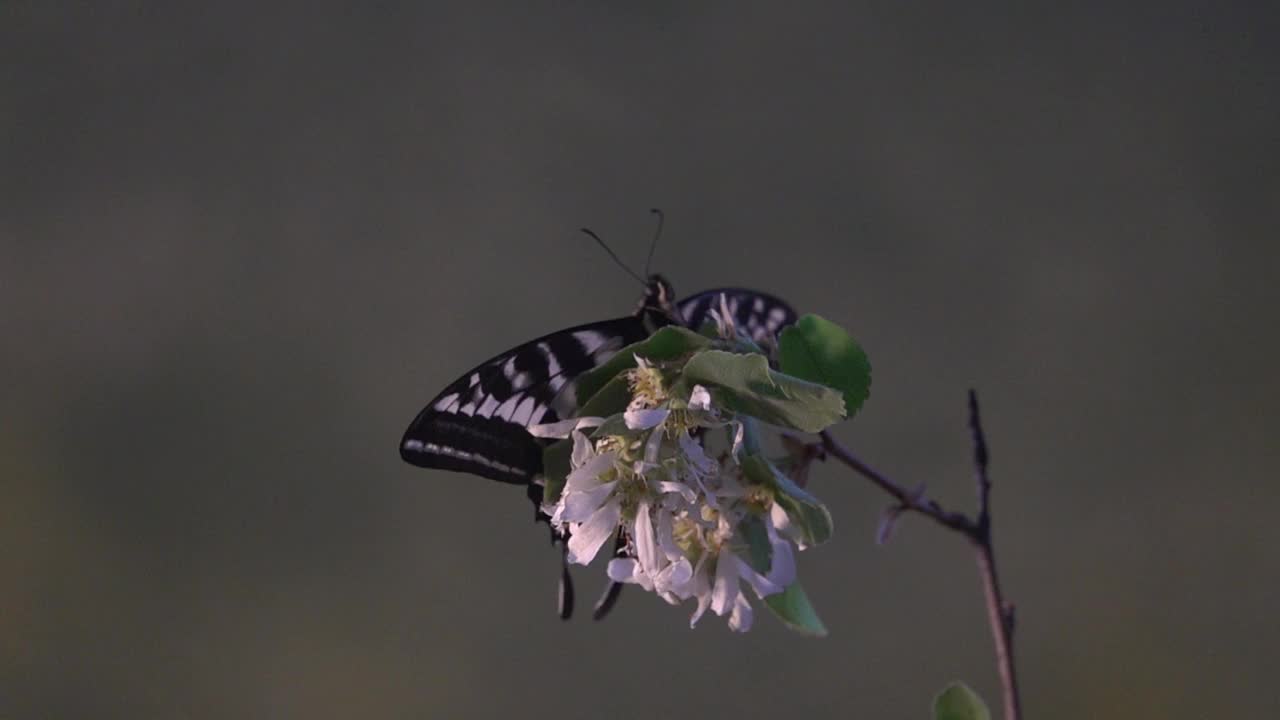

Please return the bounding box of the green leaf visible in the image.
[737,512,773,573]
[740,454,833,547]
[576,375,633,419]
[778,314,872,417]
[541,437,574,505]
[570,326,711,407]
[763,582,828,637]
[735,416,765,458]
[679,350,845,433]
[736,513,827,636]
[933,683,992,720]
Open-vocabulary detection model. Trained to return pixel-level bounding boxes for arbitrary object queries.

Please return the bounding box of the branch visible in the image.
[965,390,1020,720]
[813,390,1022,720]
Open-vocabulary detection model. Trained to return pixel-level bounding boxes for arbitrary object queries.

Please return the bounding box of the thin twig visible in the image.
[965,390,1021,720]
[818,432,974,535]
[813,390,1022,720]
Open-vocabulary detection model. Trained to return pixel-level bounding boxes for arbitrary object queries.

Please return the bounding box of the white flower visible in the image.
[552,431,622,566]
[652,508,695,600]
[607,500,695,601]
[566,496,621,565]
[538,355,821,633]
[680,515,796,633]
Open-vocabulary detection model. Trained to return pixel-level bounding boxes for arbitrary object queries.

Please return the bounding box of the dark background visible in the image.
[3,3,1277,718]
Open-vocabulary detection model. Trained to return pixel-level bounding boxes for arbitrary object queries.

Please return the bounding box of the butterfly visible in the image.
[399,230,797,620]
[399,277,796,484]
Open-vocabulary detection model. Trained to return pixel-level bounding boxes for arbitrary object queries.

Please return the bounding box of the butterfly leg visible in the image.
[591,533,628,621]
[553,527,575,620]
[592,582,623,620]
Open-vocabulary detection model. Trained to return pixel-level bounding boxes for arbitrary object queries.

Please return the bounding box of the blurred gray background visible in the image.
[3,2,1277,718]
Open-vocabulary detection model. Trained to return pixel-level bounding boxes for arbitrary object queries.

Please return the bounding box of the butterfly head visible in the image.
[641,274,678,316]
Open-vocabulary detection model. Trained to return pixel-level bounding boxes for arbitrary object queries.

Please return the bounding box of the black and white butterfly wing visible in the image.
[677,287,798,344]
[399,316,651,484]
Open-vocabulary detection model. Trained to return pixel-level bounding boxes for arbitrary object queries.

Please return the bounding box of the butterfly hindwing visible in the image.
[399,316,651,484]
[677,287,798,344]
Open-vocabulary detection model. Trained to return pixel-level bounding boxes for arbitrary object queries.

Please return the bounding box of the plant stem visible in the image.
[815,390,1022,720]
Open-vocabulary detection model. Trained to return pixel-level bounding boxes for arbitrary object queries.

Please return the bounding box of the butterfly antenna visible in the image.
[580,228,645,286]
[644,208,664,278]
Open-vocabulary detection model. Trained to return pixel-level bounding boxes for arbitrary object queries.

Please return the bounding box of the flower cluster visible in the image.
[534,357,804,632]
[527,307,868,635]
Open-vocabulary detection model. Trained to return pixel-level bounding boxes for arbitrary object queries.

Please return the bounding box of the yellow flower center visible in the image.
[627,361,668,408]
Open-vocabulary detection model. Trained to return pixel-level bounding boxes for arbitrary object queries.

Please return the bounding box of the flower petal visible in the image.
[710,550,739,616]
[770,502,792,533]
[655,556,693,598]
[528,416,604,438]
[625,407,670,430]
[688,555,713,627]
[690,594,712,628]
[606,557,640,583]
[643,425,665,465]
[765,518,798,588]
[606,557,653,591]
[769,501,809,551]
[559,480,617,523]
[732,553,784,598]
[634,501,662,578]
[767,541,796,590]
[688,384,712,411]
[730,421,745,461]
[728,593,754,632]
[565,450,617,492]
[657,481,697,504]
[655,509,683,560]
[571,430,593,468]
[678,431,716,475]
[566,499,621,565]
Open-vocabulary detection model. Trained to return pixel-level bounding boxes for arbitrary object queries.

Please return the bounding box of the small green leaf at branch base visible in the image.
[933,682,992,720]
[778,314,872,417]
[763,582,828,637]
[680,350,845,433]
[738,514,827,636]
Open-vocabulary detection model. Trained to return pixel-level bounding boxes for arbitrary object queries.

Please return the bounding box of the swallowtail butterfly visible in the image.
[400,269,797,619]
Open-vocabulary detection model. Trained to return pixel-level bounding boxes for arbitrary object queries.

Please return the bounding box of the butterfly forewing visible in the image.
[399,315,651,483]
[402,285,799,485]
